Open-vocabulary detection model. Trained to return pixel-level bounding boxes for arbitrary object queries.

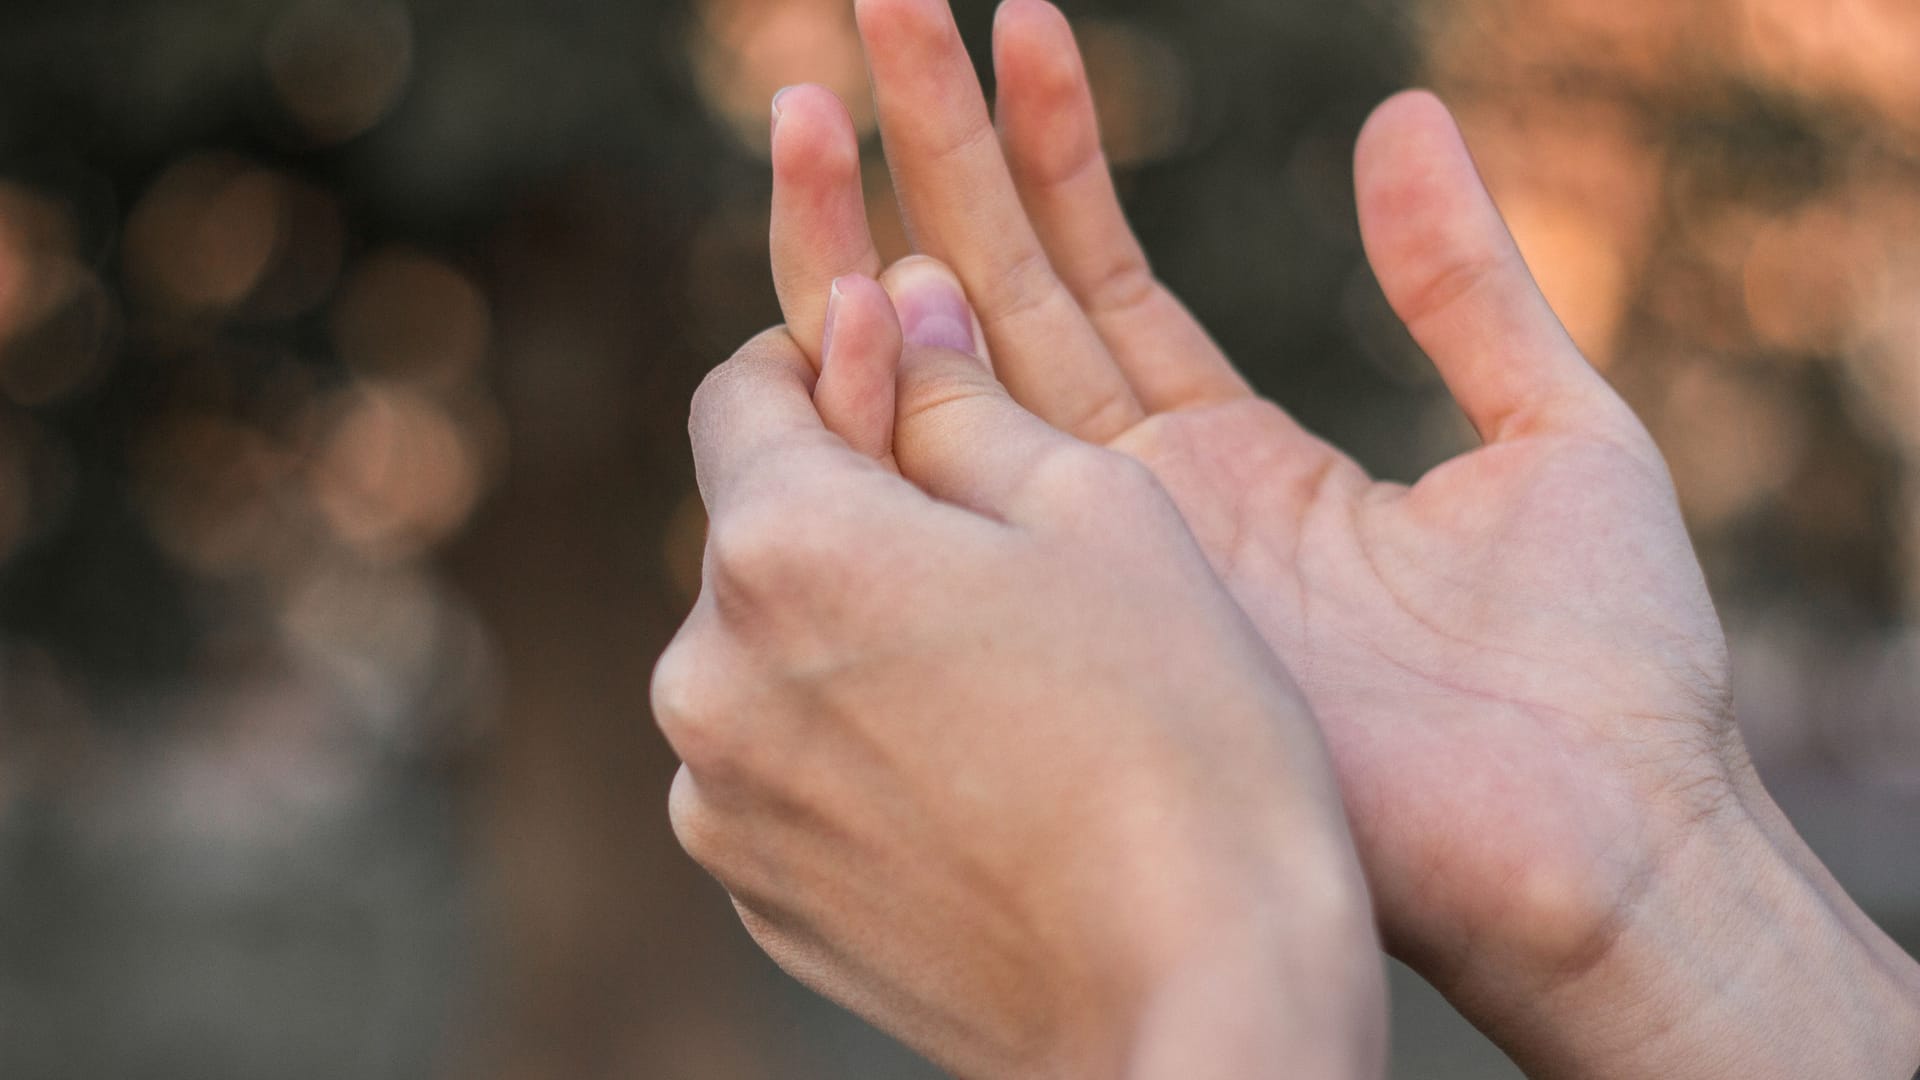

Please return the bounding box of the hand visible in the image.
[653,269,1386,1079]
[764,2,1920,1075]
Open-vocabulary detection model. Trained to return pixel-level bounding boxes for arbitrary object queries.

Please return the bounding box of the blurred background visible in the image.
[0,0,1916,1076]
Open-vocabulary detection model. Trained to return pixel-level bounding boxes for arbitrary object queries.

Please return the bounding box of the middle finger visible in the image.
[855,0,1145,443]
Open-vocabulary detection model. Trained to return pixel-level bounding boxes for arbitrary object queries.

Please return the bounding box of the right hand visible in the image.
[654,270,1385,1079]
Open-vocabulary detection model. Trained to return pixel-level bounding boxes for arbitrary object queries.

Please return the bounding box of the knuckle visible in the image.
[1397,250,1509,336]
[689,328,805,437]
[1037,445,1158,503]
[976,245,1069,326]
[1061,384,1144,443]
[706,497,817,602]
[1083,258,1161,320]
[706,484,870,619]
[650,636,711,747]
[689,358,732,429]
[660,707,733,780]
[1012,446,1169,531]
[921,116,1001,174]
[667,767,729,868]
[691,338,755,412]
[894,361,1002,430]
[651,634,757,780]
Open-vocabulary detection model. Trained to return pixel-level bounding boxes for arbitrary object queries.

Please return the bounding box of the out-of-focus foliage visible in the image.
[0,0,1913,1077]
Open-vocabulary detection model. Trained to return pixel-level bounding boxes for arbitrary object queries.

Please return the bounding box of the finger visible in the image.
[879,259,1082,522]
[814,274,901,460]
[854,0,1145,442]
[691,327,878,515]
[1353,90,1622,443]
[878,256,985,356]
[992,0,1249,412]
[771,84,884,369]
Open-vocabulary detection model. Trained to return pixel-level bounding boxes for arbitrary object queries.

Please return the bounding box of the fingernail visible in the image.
[771,86,795,134]
[891,262,976,353]
[821,277,846,366]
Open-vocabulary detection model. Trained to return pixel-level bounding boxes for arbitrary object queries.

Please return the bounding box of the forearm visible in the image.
[1454,774,1920,1080]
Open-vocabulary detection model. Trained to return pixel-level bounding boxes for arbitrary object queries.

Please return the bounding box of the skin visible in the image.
[758,0,1920,1076]
[654,278,1387,1078]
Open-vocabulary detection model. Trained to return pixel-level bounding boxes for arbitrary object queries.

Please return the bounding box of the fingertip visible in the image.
[1351,88,1501,309]
[1353,89,1466,218]
[879,256,987,359]
[993,0,1086,117]
[816,273,902,459]
[993,0,1071,50]
[1351,89,1620,442]
[770,83,862,184]
[997,0,1080,86]
[824,273,901,357]
[1356,89,1451,148]
[993,6,1096,189]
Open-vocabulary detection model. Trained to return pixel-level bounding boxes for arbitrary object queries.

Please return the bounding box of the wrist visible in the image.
[1107,848,1387,1080]
[1455,772,1920,1079]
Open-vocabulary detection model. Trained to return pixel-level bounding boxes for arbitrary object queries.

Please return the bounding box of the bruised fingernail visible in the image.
[889,261,976,353]
[821,277,846,367]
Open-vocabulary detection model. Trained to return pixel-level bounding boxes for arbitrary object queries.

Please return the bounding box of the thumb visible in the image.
[880,256,1077,523]
[1354,90,1626,444]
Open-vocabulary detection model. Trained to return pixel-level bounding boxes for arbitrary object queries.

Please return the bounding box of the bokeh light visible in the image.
[1078,18,1193,168]
[123,155,291,315]
[691,0,872,155]
[307,382,488,564]
[133,412,309,581]
[0,183,119,405]
[332,248,491,388]
[1742,0,1920,128]
[264,0,415,144]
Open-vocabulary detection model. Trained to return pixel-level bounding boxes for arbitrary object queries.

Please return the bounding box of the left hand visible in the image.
[764,3,1920,1076]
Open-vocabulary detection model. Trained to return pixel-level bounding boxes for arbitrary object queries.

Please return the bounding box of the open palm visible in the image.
[766,0,1750,1018]
[1112,388,1733,985]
